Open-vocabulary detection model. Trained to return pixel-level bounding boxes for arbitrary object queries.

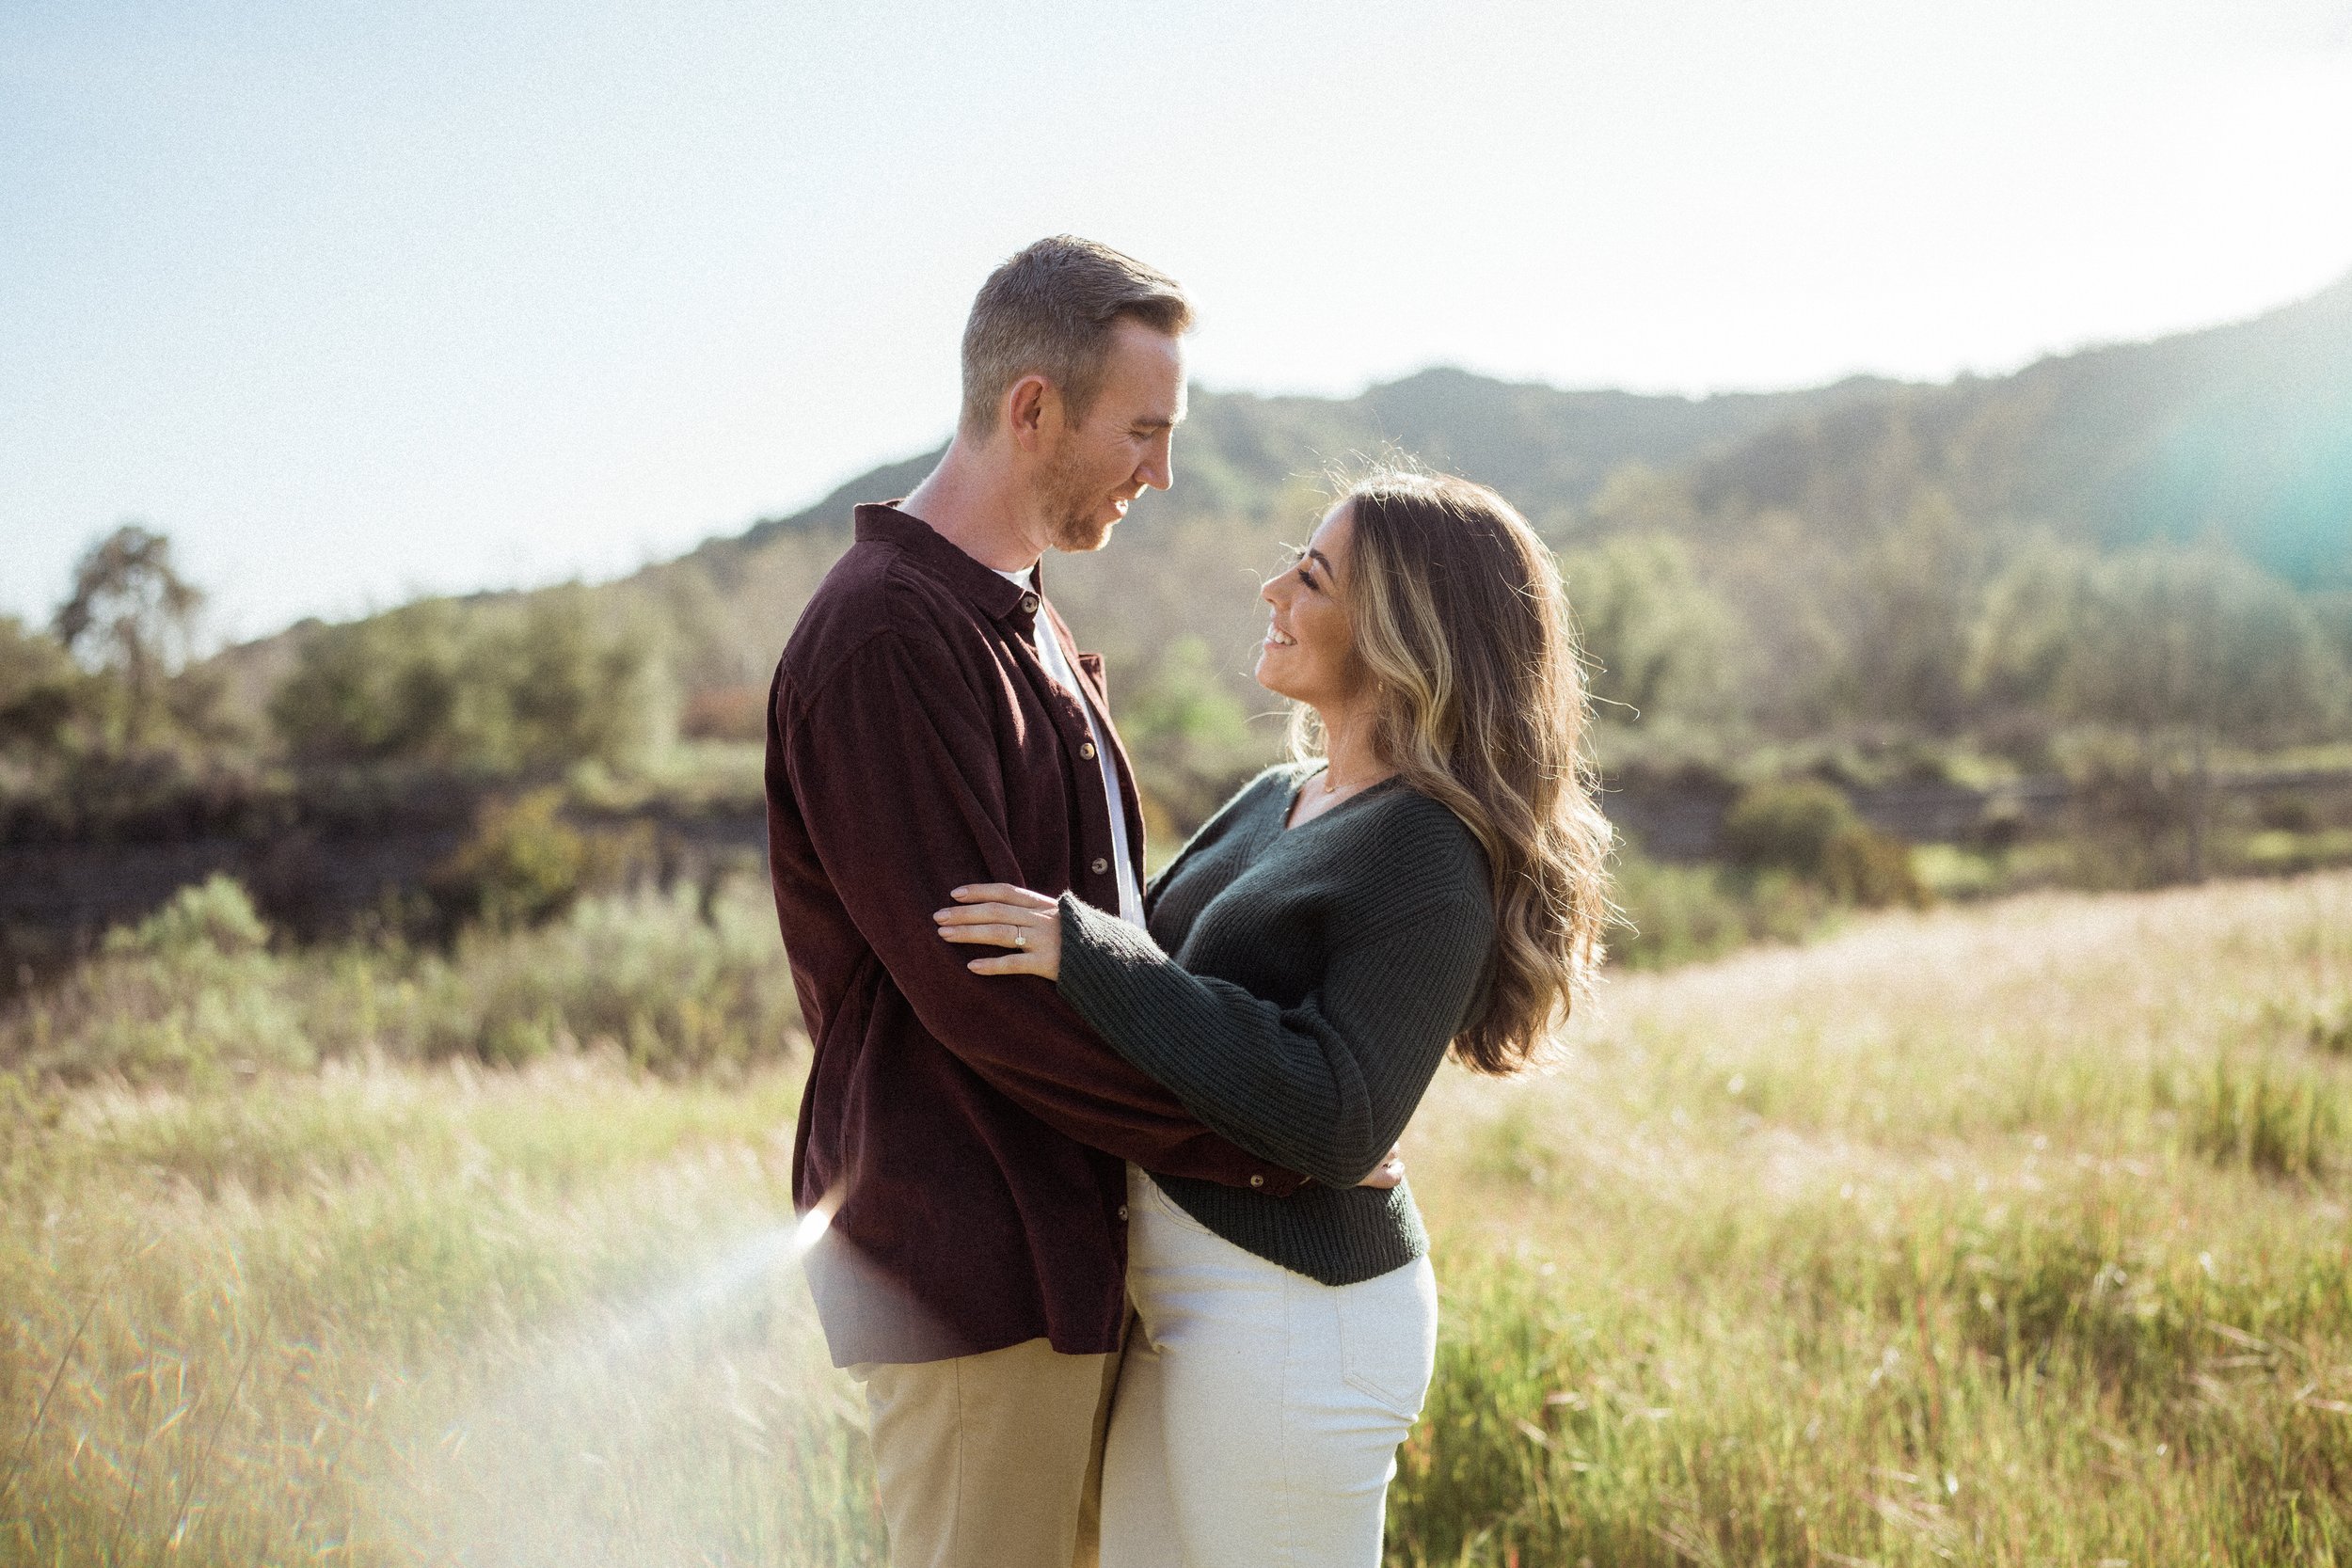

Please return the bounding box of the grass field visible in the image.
[7,871,2352,1565]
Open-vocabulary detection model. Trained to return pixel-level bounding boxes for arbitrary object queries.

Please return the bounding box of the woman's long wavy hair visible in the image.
[1292,467,1612,1073]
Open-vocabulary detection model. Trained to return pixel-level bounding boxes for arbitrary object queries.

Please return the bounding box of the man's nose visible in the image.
[1138,433,1173,492]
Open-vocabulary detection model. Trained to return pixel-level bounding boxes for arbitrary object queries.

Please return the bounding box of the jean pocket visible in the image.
[1335,1259,1438,1421]
[1139,1175,1224,1239]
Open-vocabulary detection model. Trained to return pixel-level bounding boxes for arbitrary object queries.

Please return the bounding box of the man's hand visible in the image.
[936,883,1063,979]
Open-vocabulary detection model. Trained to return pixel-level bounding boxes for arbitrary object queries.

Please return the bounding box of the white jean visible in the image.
[1102,1164,1439,1568]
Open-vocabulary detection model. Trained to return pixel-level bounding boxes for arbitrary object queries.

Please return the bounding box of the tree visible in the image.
[1557,531,1735,723]
[2057,544,2345,879]
[268,601,471,764]
[1963,531,2095,717]
[1117,635,1264,833]
[271,587,657,773]
[1835,493,1991,732]
[50,524,205,750]
[486,586,658,771]
[0,616,87,754]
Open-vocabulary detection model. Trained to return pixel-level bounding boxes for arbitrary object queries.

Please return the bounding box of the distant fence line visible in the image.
[6,770,2352,961]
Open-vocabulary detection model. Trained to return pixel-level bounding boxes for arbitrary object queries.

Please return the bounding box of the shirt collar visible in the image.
[853,502,1044,626]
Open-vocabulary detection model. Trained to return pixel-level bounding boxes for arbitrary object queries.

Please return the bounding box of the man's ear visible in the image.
[1005,373,1057,454]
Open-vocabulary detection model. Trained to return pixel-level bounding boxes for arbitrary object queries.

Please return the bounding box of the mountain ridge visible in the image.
[221,267,2352,738]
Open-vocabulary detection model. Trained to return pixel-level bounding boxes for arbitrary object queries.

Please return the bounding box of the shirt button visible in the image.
[1019,593,1039,613]
[1079,741,1097,759]
[1117,1205,1129,1221]
[1091,857,1109,874]
[1248,1174,1264,1188]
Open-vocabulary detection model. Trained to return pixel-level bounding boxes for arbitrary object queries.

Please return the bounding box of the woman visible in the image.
[934,467,1611,1566]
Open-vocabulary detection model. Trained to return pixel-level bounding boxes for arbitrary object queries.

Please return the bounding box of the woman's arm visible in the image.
[938,811,1492,1187]
[1053,882,1489,1187]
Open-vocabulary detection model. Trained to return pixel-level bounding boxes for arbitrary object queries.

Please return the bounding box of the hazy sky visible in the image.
[7,0,2351,641]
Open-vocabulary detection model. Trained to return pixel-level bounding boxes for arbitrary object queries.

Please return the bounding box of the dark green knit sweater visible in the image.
[1056,763,1495,1286]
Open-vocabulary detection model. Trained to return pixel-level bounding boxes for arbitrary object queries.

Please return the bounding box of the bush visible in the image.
[104,873,272,959]
[0,616,86,754]
[428,788,593,934]
[406,887,800,1072]
[271,587,657,772]
[0,882,802,1084]
[1119,636,1267,835]
[1721,779,1857,876]
[11,876,310,1083]
[1820,821,1929,908]
[1721,779,1927,909]
[1610,847,1829,970]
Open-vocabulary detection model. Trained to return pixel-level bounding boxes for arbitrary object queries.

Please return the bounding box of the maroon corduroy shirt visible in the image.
[766,503,1304,1368]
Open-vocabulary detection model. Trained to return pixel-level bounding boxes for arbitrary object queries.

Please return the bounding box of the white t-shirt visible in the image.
[998,566,1147,927]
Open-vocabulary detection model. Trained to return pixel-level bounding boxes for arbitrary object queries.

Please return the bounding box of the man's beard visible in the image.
[1040,445,1116,553]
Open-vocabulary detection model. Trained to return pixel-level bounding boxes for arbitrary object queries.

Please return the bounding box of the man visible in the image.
[764,237,1305,1568]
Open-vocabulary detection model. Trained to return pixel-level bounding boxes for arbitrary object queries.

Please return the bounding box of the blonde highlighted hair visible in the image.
[1294,467,1612,1073]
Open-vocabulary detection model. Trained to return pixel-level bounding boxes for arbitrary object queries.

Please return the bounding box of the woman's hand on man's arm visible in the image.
[935,882,1063,979]
[940,881,1406,1191]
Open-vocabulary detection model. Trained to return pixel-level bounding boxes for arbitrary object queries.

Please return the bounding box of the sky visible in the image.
[6,0,2352,642]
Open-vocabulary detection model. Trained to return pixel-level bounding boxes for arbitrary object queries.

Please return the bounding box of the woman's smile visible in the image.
[1253,502,1366,707]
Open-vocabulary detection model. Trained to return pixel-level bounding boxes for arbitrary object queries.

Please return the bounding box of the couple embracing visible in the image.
[764,236,1611,1567]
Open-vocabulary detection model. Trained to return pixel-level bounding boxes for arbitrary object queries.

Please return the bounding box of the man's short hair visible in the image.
[960,236,1194,438]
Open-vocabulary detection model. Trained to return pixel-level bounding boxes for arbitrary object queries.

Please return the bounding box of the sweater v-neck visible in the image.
[1276,766,1406,836]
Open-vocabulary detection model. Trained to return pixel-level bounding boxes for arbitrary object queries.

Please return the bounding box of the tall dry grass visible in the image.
[4,871,2351,1563]
[1395,871,2352,1564]
[0,1060,880,1566]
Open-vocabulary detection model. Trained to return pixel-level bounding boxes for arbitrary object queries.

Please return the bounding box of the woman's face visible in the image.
[1257,501,1371,709]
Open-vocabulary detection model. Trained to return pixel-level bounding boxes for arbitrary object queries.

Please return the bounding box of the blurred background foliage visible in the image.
[4,272,2351,993]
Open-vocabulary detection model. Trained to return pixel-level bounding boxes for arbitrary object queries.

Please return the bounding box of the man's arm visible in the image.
[780,626,1304,1194]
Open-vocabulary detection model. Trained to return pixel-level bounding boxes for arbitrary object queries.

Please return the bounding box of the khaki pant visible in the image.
[853,1337,1120,1568]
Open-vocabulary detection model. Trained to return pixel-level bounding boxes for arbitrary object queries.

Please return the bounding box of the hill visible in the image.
[195,268,2352,826]
[1682,269,2352,583]
[612,268,2351,702]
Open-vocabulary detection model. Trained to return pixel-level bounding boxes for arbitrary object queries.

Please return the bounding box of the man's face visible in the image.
[1039,317,1185,553]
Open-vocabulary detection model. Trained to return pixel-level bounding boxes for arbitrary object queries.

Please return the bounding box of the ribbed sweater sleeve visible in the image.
[1056,804,1494,1188]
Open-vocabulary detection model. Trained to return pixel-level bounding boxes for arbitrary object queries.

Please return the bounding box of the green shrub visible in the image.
[0,614,87,754]
[104,873,272,958]
[1610,847,1829,970]
[1720,778,1857,877]
[1721,779,1927,909]
[1,882,801,1084]
[428,788,590,933]
[1119,635,1266,835]
[12,879,311,1083]
[1820,819,1930,908]
[271,586,656,771]
[405,887,800,1073]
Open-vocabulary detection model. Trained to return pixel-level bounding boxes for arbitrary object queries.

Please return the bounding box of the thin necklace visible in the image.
[1308,764,1387,808]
